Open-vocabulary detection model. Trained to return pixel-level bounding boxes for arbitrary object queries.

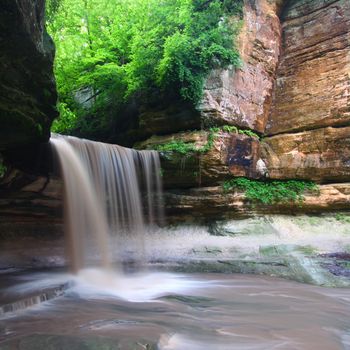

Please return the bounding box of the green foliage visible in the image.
[47,0,243,136]
[51,102,77,134]
[335,213,350,223]
[154,124,259,155]
[223,177,319,205]
[221,125,260,139]
[155,140,198,155]
[0,159,7,179]
[155,127,218,155]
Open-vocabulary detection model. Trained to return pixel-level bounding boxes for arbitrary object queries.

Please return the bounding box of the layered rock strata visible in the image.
[200,0,283,133]
[262,126,350,182]
[263,0,350,182]
[266,0,350,135]
[137,131,262,188]
[164,183,350,223]
[0,170,62,235]
[137,0,350,218]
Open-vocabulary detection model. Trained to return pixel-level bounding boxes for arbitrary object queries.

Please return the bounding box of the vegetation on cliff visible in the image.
[223,178,319,205]
[0,157,6,179]
[47,0,243,137]
[153,125,259,155]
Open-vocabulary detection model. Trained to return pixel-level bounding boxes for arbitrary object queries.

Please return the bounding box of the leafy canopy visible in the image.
[46,0,243,136]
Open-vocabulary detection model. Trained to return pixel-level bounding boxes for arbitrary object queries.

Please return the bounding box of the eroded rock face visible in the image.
[199,0,283,133]
[164,183,350,223]
[0,169,63,235]
[138,102,201,138]
[137,131,262,189]
[262,126,350,183]
[266,0,350,135]
[0,0,57,150]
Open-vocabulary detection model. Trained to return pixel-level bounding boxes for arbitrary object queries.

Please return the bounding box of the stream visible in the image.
[1,269,349,350]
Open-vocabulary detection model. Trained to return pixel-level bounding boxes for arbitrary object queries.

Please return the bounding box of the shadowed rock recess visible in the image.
[0,0,57,150]
[0,0,350,234]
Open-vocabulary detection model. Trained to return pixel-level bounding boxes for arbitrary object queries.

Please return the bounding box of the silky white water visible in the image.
[1,135,350,349]
[1,270,350,350]
[50,134,163,272]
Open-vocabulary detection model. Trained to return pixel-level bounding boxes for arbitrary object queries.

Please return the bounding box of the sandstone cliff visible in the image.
[135,0,350,221]
[0,0,349,228]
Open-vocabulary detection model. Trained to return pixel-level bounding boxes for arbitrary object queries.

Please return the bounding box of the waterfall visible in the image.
[50,134,164,272]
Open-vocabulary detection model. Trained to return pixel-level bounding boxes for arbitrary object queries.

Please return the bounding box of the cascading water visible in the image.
[50,134,164,272]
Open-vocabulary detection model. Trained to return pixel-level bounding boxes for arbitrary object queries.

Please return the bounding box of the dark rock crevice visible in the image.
[0,0,57,151]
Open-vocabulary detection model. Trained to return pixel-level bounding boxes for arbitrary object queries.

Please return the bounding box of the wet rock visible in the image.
[319,252,350,278]
[0,169,63,238]
[164,183,350,222]
[266,0,350,135]
[261,127,350,182]
[0,0,57,150]
[227,134,261,177]
[137,130,261,189]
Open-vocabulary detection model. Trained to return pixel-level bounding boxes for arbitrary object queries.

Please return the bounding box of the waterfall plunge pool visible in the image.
[1,269,350,350]
[2,135,349,349]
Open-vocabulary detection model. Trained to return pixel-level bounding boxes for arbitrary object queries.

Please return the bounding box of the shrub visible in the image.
[223,177,319,205]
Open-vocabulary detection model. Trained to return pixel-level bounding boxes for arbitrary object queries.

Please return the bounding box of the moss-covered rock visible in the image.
[0,0,57,150]
[137,130,263,189]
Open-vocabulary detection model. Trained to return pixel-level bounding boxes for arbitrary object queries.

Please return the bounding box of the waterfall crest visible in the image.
[50,134,164,272]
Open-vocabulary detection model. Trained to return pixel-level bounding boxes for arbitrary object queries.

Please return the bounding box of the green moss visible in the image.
[223,177,319,205]
[222,125,260,139]
[297,246,317,255]
[0,157,7,179]
[155,125,259,155]
[154,140,197,154]
[335,213,350,223]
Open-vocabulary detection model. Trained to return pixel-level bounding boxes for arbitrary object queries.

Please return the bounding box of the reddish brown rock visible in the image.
[164,183,350,223]
[227,134,261,178]
[137,131,262,189]
[0,169,63,233]
[199,0,282,133]
[261,126,350,182]
[266,0,350,134]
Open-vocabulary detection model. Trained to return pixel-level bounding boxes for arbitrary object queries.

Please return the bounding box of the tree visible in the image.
[47,0,243,137]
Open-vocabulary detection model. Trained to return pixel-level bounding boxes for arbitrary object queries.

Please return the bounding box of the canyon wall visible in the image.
[0,0,58,234]
[137,0,350,221]
[0,0,57,150]
[0,0,349,229]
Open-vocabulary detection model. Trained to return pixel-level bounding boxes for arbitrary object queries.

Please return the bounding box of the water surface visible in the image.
[1,270,349,349]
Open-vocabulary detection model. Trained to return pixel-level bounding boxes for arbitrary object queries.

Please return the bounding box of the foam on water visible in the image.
[70,269,210,302]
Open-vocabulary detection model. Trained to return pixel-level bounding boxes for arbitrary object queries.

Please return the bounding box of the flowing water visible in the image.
[1,135,350,349]
[0,270,350,350]
[50,134,163,271]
